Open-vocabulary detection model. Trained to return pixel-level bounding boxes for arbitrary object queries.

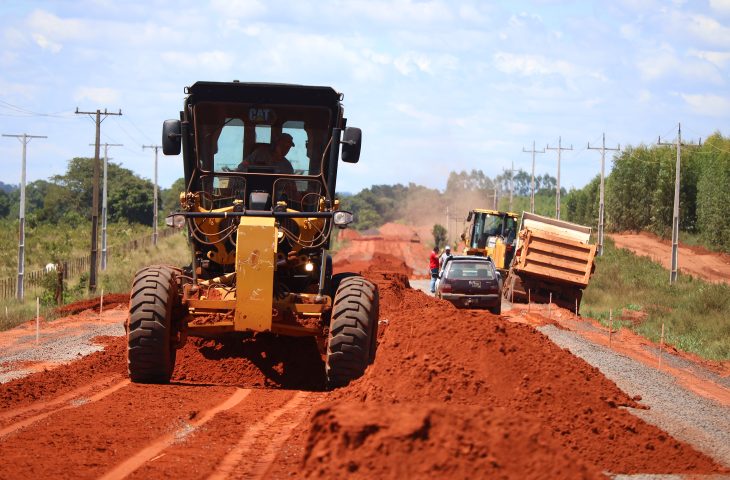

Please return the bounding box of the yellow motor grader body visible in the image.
[127,81,379,389]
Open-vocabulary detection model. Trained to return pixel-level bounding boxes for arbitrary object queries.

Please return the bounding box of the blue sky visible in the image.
[1,0,729,194]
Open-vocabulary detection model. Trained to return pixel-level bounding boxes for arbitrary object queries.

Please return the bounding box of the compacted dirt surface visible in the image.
[0,226,729,479]
[610,232,730,284]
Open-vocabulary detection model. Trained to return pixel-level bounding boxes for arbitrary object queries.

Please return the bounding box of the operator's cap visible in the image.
[279,133,295,147]
[445,245,451,251]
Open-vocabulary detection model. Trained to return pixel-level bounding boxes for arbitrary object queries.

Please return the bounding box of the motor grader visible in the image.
[127,81,378,388]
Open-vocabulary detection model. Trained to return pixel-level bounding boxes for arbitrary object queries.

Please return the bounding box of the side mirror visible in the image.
[341,127,362,164]
[162,119,182,155]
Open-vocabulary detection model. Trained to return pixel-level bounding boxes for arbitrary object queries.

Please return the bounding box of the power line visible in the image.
[546,136,573,220]
[588,133,620,257]
[75,107,122,293]
[1,133,47,301]
[522,140,545,213]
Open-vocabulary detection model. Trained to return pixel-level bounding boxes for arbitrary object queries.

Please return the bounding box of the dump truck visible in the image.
[127,81,378,388]
[502,212,596,311]
[461,209,519,272]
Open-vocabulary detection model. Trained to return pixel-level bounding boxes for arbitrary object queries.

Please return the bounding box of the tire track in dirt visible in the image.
[0,378,129,438]
[124,388,324,480]
[208,390,310,480]
[0,374,121,423]
[99,388,252,480]
[0,382,237,479]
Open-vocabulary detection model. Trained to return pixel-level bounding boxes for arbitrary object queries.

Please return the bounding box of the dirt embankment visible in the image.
[303,253,725,478]
[610,232,730,284]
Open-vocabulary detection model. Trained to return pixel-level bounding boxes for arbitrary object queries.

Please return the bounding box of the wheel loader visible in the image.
[127,81,378,388]
[461,209,519,273]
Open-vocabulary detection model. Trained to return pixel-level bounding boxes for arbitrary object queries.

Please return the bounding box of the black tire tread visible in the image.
[325,276,379,389]
[127,265,179,384]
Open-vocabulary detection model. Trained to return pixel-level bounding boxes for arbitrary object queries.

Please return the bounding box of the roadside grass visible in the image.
[0,230,189,332]
[0,219,151,278]
[582,238,730,361]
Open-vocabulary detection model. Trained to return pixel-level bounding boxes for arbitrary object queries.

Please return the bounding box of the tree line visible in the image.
[339,169,560,232]
[0,158,183,228]
[564,132,730,252]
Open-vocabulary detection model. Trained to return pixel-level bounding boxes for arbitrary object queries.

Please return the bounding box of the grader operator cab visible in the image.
[462,209,519,272]
[127,81,378,389]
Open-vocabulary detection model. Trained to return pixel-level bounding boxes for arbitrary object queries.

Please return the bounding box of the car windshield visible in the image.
[194,102,331,176]
[446,261,495,280]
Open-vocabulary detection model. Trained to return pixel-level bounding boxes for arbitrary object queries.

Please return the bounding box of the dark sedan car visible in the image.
[436,255,502,314]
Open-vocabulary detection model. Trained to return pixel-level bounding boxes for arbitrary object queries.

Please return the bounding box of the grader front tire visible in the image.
[325,276,379,389]
[127,266,179,384]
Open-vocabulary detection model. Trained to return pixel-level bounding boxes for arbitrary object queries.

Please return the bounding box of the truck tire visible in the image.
[128,266,180,384]
[325,276,378,389]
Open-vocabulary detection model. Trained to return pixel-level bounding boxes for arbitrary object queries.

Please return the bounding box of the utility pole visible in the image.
[76,108,122,292]
[143,145,162,246]
[588,133,619,257]
[546,136,573,219]
[658,123,700,284]
[91,143,123,270]
[523,140,545,213]
[2,133,47,301]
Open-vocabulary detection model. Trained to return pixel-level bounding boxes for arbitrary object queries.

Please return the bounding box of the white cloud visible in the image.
[672,12,730,47]
[27,9,86,42]
[343,0,454,26]
[32,33,62,53]
[392,51,457,76]
[681,93,730,116]
[689,49,730,68]
[709,0,730,15]
[638,89,652,103]
[636,45,724,83]
[210,0,267,18]
[160,51,234,72]
[73,87,121,105]
[493,52,605,83]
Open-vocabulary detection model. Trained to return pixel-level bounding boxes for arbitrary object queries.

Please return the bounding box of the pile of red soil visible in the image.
[172,334,325,391]
[54,294,130,316]
[302,274,726,478]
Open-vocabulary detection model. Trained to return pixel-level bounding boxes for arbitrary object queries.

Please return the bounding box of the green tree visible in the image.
[432,224,447,249]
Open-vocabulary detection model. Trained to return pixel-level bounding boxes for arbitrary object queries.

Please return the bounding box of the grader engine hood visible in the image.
[234,217,277,331]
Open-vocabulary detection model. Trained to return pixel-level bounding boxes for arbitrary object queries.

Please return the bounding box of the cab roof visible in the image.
[186,81,342,109]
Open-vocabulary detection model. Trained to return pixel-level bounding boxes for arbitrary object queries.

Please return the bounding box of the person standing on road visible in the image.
[429,246,440,293]
[439,245,453,275]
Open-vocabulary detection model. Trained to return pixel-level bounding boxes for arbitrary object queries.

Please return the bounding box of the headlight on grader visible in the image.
[166,214,186,229]
[333,211,353,228]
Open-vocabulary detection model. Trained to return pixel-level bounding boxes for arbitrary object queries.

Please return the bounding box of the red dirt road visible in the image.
[610,232,730,283]
[0,234,728,478]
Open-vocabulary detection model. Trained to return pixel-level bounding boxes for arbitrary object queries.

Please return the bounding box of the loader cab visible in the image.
[465,209,519,271]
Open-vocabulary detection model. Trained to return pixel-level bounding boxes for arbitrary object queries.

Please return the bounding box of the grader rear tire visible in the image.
[325,276,378,389]
[127,266,179,384]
